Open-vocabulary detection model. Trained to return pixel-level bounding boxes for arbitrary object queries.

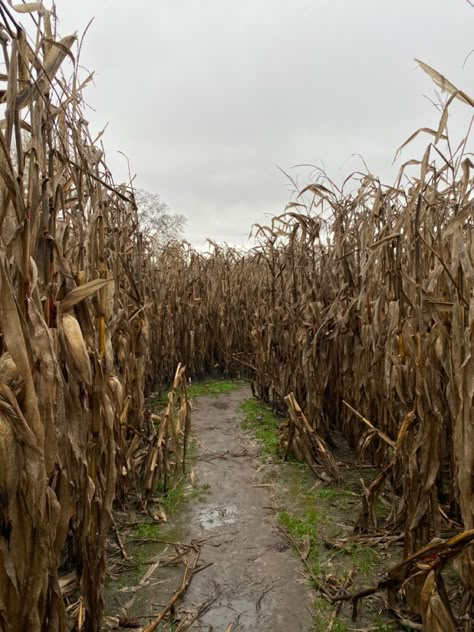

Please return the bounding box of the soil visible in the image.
[175,386,315,630]
[105,386,315,631]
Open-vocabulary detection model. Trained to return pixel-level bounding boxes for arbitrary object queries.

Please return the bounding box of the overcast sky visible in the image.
[53,0,474,247]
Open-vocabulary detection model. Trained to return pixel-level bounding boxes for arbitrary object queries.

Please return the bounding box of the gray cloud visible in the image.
[55,0,474,247]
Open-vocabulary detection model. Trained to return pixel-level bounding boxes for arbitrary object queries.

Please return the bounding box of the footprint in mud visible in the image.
[198,504,238,530]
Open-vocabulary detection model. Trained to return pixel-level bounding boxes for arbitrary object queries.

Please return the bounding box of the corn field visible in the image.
[0,3,473,632]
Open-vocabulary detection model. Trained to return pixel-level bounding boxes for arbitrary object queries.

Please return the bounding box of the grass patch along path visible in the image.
[240,398,281,458]
[239,394,404,631]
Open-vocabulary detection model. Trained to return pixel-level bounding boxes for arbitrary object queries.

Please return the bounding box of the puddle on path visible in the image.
[198,503,238,530]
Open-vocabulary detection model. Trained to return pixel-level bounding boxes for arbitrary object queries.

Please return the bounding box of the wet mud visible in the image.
[106,386,315,631]
[177,387,314,630]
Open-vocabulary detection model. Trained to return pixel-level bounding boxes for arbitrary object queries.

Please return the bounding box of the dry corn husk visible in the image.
[0,352,23,393]
[61,313,92,386]
[0,412,17,510]
[107,375,123,411]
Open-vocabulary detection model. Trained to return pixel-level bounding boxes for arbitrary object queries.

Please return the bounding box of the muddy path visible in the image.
[175,386,314,630]
[105,385,315,631]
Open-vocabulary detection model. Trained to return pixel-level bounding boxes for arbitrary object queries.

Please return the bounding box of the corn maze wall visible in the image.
[0,3,191,631]
[0,2,473,632]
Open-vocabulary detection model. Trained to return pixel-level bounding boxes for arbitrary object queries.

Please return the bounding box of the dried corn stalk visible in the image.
[0,3,187,630]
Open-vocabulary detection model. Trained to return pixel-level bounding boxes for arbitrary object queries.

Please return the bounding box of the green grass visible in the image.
[240,398,281,458]
[147,391,171,412]
[314,487,354,502]
[160,479,186,512]
[148,378,246,412]
[278,509,327,589]
[131,447,199,542]
[128,482,185,542]
[331,620,351,632]
[311,596,331,624]
[133,522,161,539]
[278,510,319,541]
[129,476,193,571]
[133,545,151,575]
[311,600,352,631]
[350,543,380,577]
[276,472,388,629]
[188,378,247,398]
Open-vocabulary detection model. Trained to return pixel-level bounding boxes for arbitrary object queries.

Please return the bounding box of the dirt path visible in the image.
[107,386,315,631]
[175,386,314,630]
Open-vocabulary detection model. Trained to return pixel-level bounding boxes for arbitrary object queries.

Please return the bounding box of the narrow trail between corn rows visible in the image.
[144,386,314,630]
[175,386,314,630]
